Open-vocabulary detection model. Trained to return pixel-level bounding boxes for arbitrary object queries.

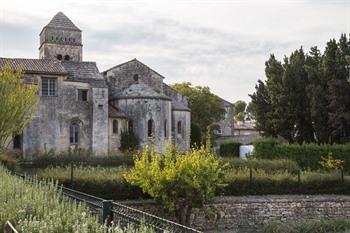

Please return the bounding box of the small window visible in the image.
[13,135,22,149]
[148,119,154,137]
[64,55,70,61]
[133,74,139,82]
[113,120,118,134]
[78,89,88,101]
[164,120,167,138]
[128,120,133,132]
[177,121,182,135]
[57,54,62,60]
[70,123,79,144]
[42,78,56,96]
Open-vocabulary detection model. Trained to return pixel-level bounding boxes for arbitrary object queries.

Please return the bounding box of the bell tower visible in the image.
[39,12,82,62]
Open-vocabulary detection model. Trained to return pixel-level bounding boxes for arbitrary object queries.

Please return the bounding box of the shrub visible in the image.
[262,219,350,233]
[219,141,241,157]
[27,152,134,169]
[0,153,19,171]
[223,169,349,196]
[221,157,300,174]
[0,165,153,233]
[253,140,350,171]
[31,166,146,200]
[120,130,139,151]
[125,146,227,225]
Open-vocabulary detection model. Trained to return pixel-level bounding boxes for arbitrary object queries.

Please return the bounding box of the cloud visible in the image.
[0,0,349,102]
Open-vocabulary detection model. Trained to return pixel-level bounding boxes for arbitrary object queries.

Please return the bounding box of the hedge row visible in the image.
[219,141,241,157]
[253,138,350,171]
[26,153,134,168]
[30,166,350,199]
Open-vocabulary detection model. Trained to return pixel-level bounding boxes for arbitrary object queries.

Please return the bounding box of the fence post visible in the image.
[102,200,113,225]
[70,162,74,188]
[249,168,253,185]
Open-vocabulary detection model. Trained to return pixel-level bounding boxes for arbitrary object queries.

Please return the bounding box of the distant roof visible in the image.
[45,12,81,31]
[172,101,190,112]
[109,105,127,118]
[103,58,165,79]
[113,82,171,100]
[0,57,67,75]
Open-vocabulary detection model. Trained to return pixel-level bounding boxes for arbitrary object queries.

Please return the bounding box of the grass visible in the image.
[0,164,153,233]
[262,219,350,233]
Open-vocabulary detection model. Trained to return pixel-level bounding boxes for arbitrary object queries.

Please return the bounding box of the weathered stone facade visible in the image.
[122,195,350,233]
[1,12,191,157]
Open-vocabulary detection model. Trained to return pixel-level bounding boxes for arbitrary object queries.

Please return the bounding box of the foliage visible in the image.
[30,166,145,200]
[28,151,134,168]
[172,82,225,137]
[120,130,139,152]
[0,165,153,233]
[319,152,344,171]
[219,141,241,157]
[0,65,38,150]
[234,100,246,122]
[125,146,227,225]
[250,34,350,144]
[190,123,202,147]
[0,153,19,171]
[221,157,300,174]
[253,140,350,171]
[262,219,350,233]
[224,168,349,196]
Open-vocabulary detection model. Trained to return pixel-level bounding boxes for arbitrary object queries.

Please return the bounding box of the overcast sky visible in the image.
[0,0,349,102]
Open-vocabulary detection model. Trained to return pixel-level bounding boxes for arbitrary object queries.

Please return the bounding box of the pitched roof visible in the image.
[114,82,171,100]
[45,12,81,31]
[61,61,106,87]
[0,57,67,75]
[103,58,165,79]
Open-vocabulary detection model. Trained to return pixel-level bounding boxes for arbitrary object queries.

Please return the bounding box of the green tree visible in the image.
[0,66,38,150]
[245,101,256,121]
[172,82,225,140]
[125,146,226,225]
[305,46,330,143]
[190,123,201,147]
[234,100,246,122]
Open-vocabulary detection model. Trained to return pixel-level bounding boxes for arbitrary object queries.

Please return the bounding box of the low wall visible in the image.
[121,195,350,233]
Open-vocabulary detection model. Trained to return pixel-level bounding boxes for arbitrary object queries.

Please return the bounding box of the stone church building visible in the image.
[0,12,192,157]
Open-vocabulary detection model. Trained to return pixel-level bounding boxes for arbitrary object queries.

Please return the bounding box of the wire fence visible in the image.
[10,171,202,233]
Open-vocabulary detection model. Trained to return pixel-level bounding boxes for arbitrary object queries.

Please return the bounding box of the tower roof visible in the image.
[45,12,81,31]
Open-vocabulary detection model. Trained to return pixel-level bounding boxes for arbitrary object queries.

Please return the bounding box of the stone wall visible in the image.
[121,195,350,233]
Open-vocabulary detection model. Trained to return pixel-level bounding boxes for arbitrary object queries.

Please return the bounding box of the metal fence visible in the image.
[11,171,202,233]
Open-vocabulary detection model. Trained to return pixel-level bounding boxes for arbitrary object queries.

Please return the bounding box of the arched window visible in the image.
[70,123,79,144]
[148,119,154,137]
[133,74,139,82]
[177,121,182,135]
[113,120,118,134]
[13,135,22,149]
[128,120,133,132]
[64,55,70,61]
[164,120,167,138]
[57,54,62,60]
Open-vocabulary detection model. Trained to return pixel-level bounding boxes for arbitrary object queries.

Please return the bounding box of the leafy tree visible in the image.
[125,145,226,225]
[245,101,256,121]
[190,123,201,147]
[0,66,38,150]
[119,130,139,152]
[234,100,246,122]
[172,82,225,140]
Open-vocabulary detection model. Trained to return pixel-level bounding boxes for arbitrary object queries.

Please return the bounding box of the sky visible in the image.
[0,0,349,102]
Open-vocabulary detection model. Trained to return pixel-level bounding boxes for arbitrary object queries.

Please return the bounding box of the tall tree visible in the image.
[305,46,330,143]
[234,100,247,122]
[172,82,225,139]
[0,66,38,150]
[249,80,276,137]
